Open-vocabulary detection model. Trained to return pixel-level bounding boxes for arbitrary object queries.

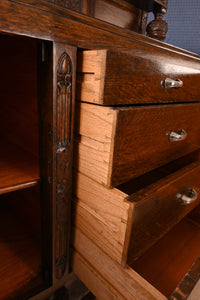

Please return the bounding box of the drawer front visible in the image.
[127,163,200,265]
[76,49,200,105]
[112,103,200,187]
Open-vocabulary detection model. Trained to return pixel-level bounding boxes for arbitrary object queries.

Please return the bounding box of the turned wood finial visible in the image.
[146,2,168,41]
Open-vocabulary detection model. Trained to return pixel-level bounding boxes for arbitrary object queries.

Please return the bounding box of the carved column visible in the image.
[53,44,76,281]
[146,1,168,41]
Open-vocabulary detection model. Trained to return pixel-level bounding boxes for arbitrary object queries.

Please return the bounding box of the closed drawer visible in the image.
[76,49,200,105]
[74,102,200,187]
[73,160,200,267]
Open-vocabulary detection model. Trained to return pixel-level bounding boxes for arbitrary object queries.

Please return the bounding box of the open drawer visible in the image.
[73,213,200,300]
[74,102,200,187]
[76,49,200,106]
[73,155,200,267]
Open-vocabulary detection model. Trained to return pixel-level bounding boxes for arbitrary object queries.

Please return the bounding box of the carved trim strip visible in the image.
[55,51,72,280]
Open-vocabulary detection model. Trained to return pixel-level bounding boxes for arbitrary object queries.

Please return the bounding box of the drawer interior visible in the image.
[131,209,200,298]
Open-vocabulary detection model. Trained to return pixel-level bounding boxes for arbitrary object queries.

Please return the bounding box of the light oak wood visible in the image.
[72,228,167,300]
[73,161,200,266]
[74,101,200,187]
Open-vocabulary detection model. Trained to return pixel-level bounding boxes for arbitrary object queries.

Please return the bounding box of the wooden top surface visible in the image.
[0,0,199,61]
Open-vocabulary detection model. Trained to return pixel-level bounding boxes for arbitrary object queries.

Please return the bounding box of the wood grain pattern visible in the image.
[77,49,200,105]
[75,102,200,187]
[53,43,76,281]
[126,162,200,265]
[72,228,167,300]
[72,170,129,265]
[132,218,200,298]
[72,161,200,267]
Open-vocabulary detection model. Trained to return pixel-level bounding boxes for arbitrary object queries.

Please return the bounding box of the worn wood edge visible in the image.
[0,180,39,195]
[170,257,200,300]
[3,0,200,60]
[121,202,135,267]
[127,161,200,204]
[73,227,167,300]
[107,109,118,188]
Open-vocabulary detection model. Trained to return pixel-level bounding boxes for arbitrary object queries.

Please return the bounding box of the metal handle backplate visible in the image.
[166,129,187,142]
[176,189,198,205]
[161,78,183,89]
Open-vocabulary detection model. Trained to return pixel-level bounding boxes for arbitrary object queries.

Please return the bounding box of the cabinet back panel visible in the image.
[0,34,39,157]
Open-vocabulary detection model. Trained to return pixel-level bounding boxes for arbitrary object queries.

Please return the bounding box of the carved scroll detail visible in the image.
[55,51,72,279]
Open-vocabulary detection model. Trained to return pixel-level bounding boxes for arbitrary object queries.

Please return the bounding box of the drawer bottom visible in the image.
[132,212,200,299]
[73,206,200,300]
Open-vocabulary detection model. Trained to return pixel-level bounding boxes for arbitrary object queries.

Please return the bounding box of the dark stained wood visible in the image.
[37,40,54,287]
[0,35,39,156]
[0,140,39,195]
[0,194,42,300]
[0,0,198,59]
[132,218,200,298]
[43,0,147,33]
[112,103,200,186]
[146,2,168,41]
[75,101,200,187]
[77,49,200,105]
[170,256,200,300]
[126,162,200,264]
[53,43,76,281]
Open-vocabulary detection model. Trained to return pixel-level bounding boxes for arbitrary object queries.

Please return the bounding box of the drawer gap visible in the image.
[117,150,200,197]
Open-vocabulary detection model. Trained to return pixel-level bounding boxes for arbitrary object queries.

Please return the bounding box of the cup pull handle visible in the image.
[176,189,198,205]
[166,129,187,142]
[161,78,183,89]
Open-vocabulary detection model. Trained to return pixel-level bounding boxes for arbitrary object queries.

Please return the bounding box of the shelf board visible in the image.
[0,201,42,299]
[0,140,39,195]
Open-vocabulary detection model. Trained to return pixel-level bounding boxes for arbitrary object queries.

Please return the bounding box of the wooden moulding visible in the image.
[76,49,200,106]
[72,160,200,267]
[74,101,200,187]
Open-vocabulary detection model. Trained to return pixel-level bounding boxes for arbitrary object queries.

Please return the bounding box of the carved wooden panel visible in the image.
[53,43,76,280]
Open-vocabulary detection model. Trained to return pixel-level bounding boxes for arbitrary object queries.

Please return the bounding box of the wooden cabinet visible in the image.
[0,1,199,300]
[0,32,76,299]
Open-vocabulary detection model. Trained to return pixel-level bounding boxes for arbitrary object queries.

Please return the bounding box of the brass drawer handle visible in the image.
[161,78,183,89]
[166,129,187,142]
[176,189,198,205]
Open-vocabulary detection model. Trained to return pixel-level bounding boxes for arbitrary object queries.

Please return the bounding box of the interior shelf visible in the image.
[132,217,200,297]
[0,140,39,195]
[0,194,42,300]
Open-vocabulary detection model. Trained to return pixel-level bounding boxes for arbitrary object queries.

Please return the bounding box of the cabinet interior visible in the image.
[0,34,48,299]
